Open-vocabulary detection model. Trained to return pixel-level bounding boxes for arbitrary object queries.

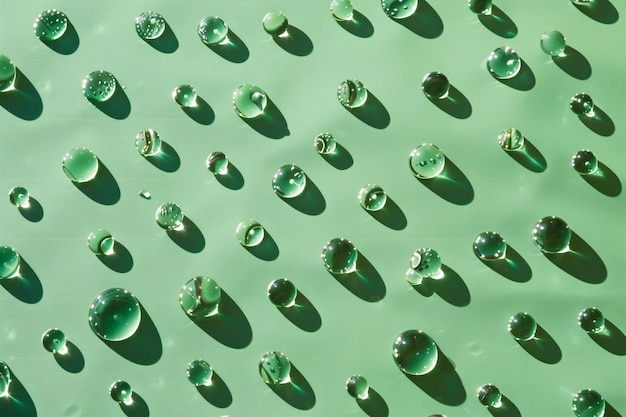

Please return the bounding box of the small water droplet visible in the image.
[135,129,161,156]
[532,216,571,253]
[62,147,99,183]
[409,248,443,279]
[88,288,141,341]
[109,380,133,404]
[497,128,525,151]
[381,0,418,19]
[42,328,67,354]
[135,11,165,40]
[572,150,598,175]
[187,359,213,386]
[87,229,115,256]
[233,84,268,118]
[0,246,20,280]
[468,0,492,15]
[82,71,116,102]
[272,164,306,198]
[421,72,450,99]
[8,186,30,208]
[267,279,297,307]
[172,84,197,107]
[263,11,289,37]
[314,133,337,154]
[570,92,594,116]
[477,384,502,407]
[155,202,184,230]
[507,312,537,341]
[236,219,265,247]
[259,352,291,384]
[487,47,521,79]
[337,79,368,108]
[392,330,438,375]
[179,276,221,318]
[139,189,151,199]
[34,9,68,41]
[473,232,507,260]
[321,238,358,274]
[358,184,387,212]
[198,16,228,45]
[330,0,354,21]
[573,389,605,417]
[206,152,229,175]
[346,375,369,399]
[0,55,16,92]
[409,144,446,179]
[578,307,605,333]
[540,30,566,56]
[0,362,10,398]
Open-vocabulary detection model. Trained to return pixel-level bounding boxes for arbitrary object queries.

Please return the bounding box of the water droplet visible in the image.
[468,0,492,14]
[0,362,10,398]
[267,279,297,307]
[135,129,161,156]
[87,229,115,256]
[172,84,197,107]
[532,216,571,253]
[392,330,438,375]
[236,219,265,247]
[540,30,566,56]
[198,16,228,45]
[572,150,598,175]
[497,128,525,151]
[571,0,592,4]
[8,186,30,208]
[578,307,605,333]
[321,238,358,274]
[337,79,368,108]
[135,11,166,40]
[405,268,424,286]
[314,133,337,154]
[272,164,306,198]
[477,384,502,407]
[232,84,268,118]
[358,184,387,212]
[259,352,291,384]
[88,288,142,341]
[263,11,289,37]
[421,72,450,99]
[573,389,605,417]
[409,144,446,179]
[206,152,229,175]
[34,9,68,41]
[179,276,221,318]
[42,328,68,354]
[187,359,213,386]
[346,375,369,399]
[0,246,21,279]
[139,189,151,199]
[473,232,507,260]
[155,202,184,230]
[507,312,537,341]
[109,380,133,404]
[381,0,418,19]
[82,71,116,102]
[570,93,594,116]
[0,55,16,92]
[62,147,99,183]
[409,248,443,279]
[487,47,521,79]
[330,0,354,21]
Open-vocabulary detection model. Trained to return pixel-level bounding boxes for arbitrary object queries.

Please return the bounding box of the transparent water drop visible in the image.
[135,129,161,156]
[34,9,68,41]
[263,11,289,37]
[421,72,450,100]
[110,380,133,405]
[507,312,537,341]
[198,16,229,45]
[155,202,184,230]
[187,359,213,386]
[139,189,151,199]
[267,278,297,307]
[321,238,358,274]
[236,219,265,247]
[272,164,306,198]
[487,47,522,79]
[8,186,30,208]
[477,384,502,407]
[392,329,438,375]
[358,184,387,212]
[468,0,492,14]
[62,147,99,183]
[409,248,443,279]
[573,389,605,417]
[232,84,268,118]
[0,55,16,92]
[0,362,10,398]
[82,71,116,102]
[473,232,507,260]
[172,84,197,107]
[346,375,369,399]
[259,351,291,384]
[532,216,571,253]
[87,229,115,256]
[572,150,598,175]
[330,0,354,21]
[405,268,424,286]
[578,307,605,333]
[179,276,221,318]
[409,144,446,179]
[381,0,418,19]
[42,328,68,354]
[88,288,142,341]
[314,133,337,155]
[0,246,21,279]
[497,128,525,151]
[570,93,594,116]
[337,79,368,108]
[540,30,566,56]
[206,151,229,175]
[135,11,166,40]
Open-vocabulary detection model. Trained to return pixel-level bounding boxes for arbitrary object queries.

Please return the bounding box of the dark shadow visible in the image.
[0,68,43,120]
[41,20,79,54]
[345,92,390,129]
[192,289,253,349]
[18,197,44,222]
[488,395,522,417]
[605,401,624,417]
[89,79,131,120]
[216,163,244,190]
[337,10,374,38]
[207,29,249,63]
[321,143,353,170]
[278,175,325,215]
[274,25,314,56]
[242,98,289,139]
[143,22,178,53]
[589,319,626,355]
[572,0,619,24]
[166,217,205,253]
[329,252,386,302]
[357,388,389,417]
[504,139,547,173]
[495,59,535,91]
[581,161,621,197]
[579,106,615,137]
[418,157,474,205]
[543,231,607,284]
[277,291,322,332]
[145,141,181,173]
[552,46,592,80]
[430,85,472,119]
[404,349,466,406]
[73,159,121,205]
[243,230,279,261]
[182,96,214,125]
[96,241,133,273]
[103,303,162,365]
[478,5,518,38]
[517,325,562,364]
[0,258,43,304]
[395,0,443,38]
[412,281,435,297]
[267,363,315,410]
[0,371,37,417]
[120,392,149,417]
[427,265,470,307]
[366,196,407,230]
[481,245,532,283]
[197,372,233,408]
[54,341,85,373]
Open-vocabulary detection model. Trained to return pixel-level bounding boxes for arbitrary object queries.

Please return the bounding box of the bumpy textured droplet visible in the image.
[110,380,133,404]
[321,238,358,274]
[198,16,228,45]
[267,279,297,307]
[8,187,30,208]
[236,219,265,247]
[473,232,507,260]
[135,129,162,156]
[468,0,492,14]
[263,11,289,36]
[381,0,418,19]
[187,359,213,386]
[63,147,99,183]
[42,328,67,354]
[87,229,115,255]
[570,93,594,116]
[392,330,438,375]
[135,11,166,40]
[498,128,525,151]
[206,152,229,175]
[478,384,502,407]
[233,84,268,118]
[487,47,521,79]
[88,288,142,341]
[358,184,387,212]
[330,0,354,21]
[409,144,446,179]
[0,361,10,397]
[259,351,291,384]
[172,84,197,107]
[272,164,306,198]
[572,389,605,417]
[572,150,598,175]
[155,202,184,230]
[337,79,368,108]
[540,30,566,56]
[421,72,450,99]
[508,312,537,341]
[578,307,605,333]
[0,55,16,92]
[34,9,68,41]
[179,276,221,318]
[82,71,116,102]
[346,375,369,399]
[0,246,20,279]
[532,216,571,253]
[314,133,337,155]
[409,248,443,279]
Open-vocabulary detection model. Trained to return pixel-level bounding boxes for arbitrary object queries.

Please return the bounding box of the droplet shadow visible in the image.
[426,265,471,307]
[241,98,289,139]
[119,392,149,417]
[478,5,518,38]
[267,363,315,410]
[580,162,621,196]
[41,20,80,54]
[277,291,322,332]
[73,159,121,205]
[0,257,43,304]
[579,106,615,136]
[18,197,44,222]
[345,91,390,129]
[207,29,249,63]
[54,341,85,373]
[589,319,626,355]
[480,245,532,283]
[517,325,562,364]
[552,46,592,80]
[403,349,466,406]
[605,401,623,417]
[243,230,279,261]
[197,372,233,408]
[365,195,407,230]
[572,0,619,24]
[89,79,131,119]
[273,25,313,56]
[143,22,178,53]
[429,85,472,119]
[394,0,443,38]
[166,216,206,253]
[182,96,215,125]
[0,68,43,120]
[357,388,389,417]
[96,241,133,273]
[488,395,522,417]
[503,139,547,172]
[278,175,325,215]
[495,59,535,91]
[329,252,386,302]
[543,231,607,284]
[337,10,374,38]
[320,143,353,170]
[215,163,244,190]
[418,157,474,205]
[145,141,181,172]
[0,370,37,417]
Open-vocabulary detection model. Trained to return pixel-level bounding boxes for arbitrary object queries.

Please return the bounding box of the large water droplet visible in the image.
[198,16,229,45]
[507,312,537,341]
[272,164,306,198]
[263,11,289,37]
[572,389,605,417]
[381,0,418,19]
[236,219,265,247]
[473,232,507,260]
[421,72,450,99]
[109,380,133,404]
[570,93,594,116]
[337,79,368,108]
[259,351,291,384]
[267,279,297,307]
[409,144,446,179]
[578,307,605,333]
[487,47,521,79]
[135,11,166,40]
[82,71,116,102]
[409,248,443,279]
[88,288,142,341]
[346,375,369,399]
[62,147,99,183]
[172,84,197,107]
[572,150,598,175]
[155,202,184,230]
[392,329,438,375]
[87,229,115,255]
[179,276,221,318]
[497,128,525,151]
[187,359,214,386]
[314,133,337,154]
[206,152,229,175]
[233,84,268,118]
[540,30,566,56]
[358,184,387,212]
[330,0,354,21]
[532,216,571,253]
[34,9,68,41]
[321,238,358,274]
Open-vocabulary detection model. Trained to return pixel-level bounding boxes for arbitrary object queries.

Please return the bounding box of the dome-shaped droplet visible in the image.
[409,144,446,179]
[110,380,133,404]
[87,229,115,256]
[473,232,507,260]
[570,93,594,116]
[578,307,605,333]
[421,72,450,99]
[507,312,537,341]
[179,276,221,318]
[34,9,68,41]
[42,328,67,354]
[259,351,291,384]
[477,384,502,407]
[8,187,30,208]
[337,79,368,108]
[82,71,116,102]
[572,389,605,417]
[487,47,521,79]
[155,202,184,230]
[88,288,142,341]
[0,55,16,92]
[330,0,354,21]
[409,248,443,279]
[206,152,229,175]
[272,164,306,198]
[321,238,358,274]
[0,362,10,397]
[198,17,228,45]
[532,216,571,253]
[497,128,525,151]
[392,330,438,375]
[232,84,268,118]
[358,184,387,212]
[540,30,566,56]
[572,150,598,175]
[468,0,492,14]
[346,375,369,399]
[135,11,166,40]
[267,279,297,307]
[0,246,20,279]
[187,359,213,386]
[172,84,197,107]
[381,0,418,19]
[62,147,99,183]
[314,133,337,155]
[263,11,289,36]
[236,219,265,247]
[135,129,161,156]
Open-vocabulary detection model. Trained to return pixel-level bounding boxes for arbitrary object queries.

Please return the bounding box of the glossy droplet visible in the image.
[63,147,99,183]
[135,11,166,40]
[346,375,369,399]
[0,246,20,279]
[82,71,116,102]
[381,0,418,19]
[198,16,228,45]
[487,47,521,79]
[0,55,16,92]
[473,232,507,260]
[187,359,213,386]
[572,150,598,175]
[206,152,229,175]
[578,307,605,333]
[532,216,571,253]
[570,93,594,116]
[233,84,267,118]
[337,79,367,108]
[87,229,115,256]
[179,276,221,318]
[571,0,592,4]
[263,11,289,36]
[540,30,566,56]
[42,328,67,354]
[409,144,446,179]
[88,288,141,341]
[421,72,450,99]
[259,351,291,384]
[405,268,424,286]
[410,248,443,279]
[508,312,537,341]
[478,384,502,407]
[236,219,265,247]
[155,202,184,230]
[358,184,387,212]
[8,187,30,208]
[321,238,358,274]
[498,128,525,151]
[172,84,197,107]
[314,133,337,154]
[267,278,297,307]
[330,0,354,21]
[135,129,161,156]
[110,380,133,404]
[34,9,68,41]
[392,329,438,375]
[139,189,151,199]
[0,362,10,397]
[573,389,605,417]
[272,164,306,198]
[468,0,492,14]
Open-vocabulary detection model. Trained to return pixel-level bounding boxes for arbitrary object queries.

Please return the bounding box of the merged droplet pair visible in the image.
[406,248,443,286]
